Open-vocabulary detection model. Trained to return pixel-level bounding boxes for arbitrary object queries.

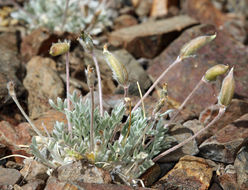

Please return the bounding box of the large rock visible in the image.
[199,113,248,163]
[0,121,32,163]
[0,33,24,105]
[158,124,199,162]
[20,159,48,181]
[154,155,213,190]
[109,15,198,58]
[57,160,111,184]
[147,24,248,116]
[234,146,248,190]
[23,56,64,119]
[45,176,152,190]
[0,168,22,185]
[199,99,248,142]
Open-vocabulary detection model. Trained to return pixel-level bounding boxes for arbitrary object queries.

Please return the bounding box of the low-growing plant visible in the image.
[11,0,116,34]
[6,32,235,187]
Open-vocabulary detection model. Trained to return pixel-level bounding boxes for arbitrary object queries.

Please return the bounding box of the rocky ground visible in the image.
[0,0,248,190]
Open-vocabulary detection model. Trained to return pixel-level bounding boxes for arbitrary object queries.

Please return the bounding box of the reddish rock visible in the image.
[57,160,112,184]
[45,176,152,190]
[154,155,213,190]
[23,56,64,119]
[199,99,248,142]
[217,165,239,190]
[147,24,248,116]
[33,109,67,135]
[184,0,246,42]
[140,164,161,187]
[234,146,248,190]
[199,113,248,163]
[114,15,138,30]
[0,121,32,163]
[20,159,49,181]
[109,15,198,58]
[184,0,228,27]
[21,28,76,62]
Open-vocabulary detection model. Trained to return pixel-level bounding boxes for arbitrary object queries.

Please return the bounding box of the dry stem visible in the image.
[92,51,103,117]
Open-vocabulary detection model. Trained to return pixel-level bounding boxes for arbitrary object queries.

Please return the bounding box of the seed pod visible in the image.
[204,64,229,82]
[85,65,95,88]
[49,40,70,56]
[218,67,235,107]
[103,44,129,87]
[78,31,94,53]
[7,81,15,97]
[179,34,216,59]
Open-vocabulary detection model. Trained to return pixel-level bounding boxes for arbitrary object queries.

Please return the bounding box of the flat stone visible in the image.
[154,155,213,190]
[0,168,22,185]
[199,99,248,142]
[57,160,112,184]
[109,15,198,58]
[20,159,49,181]
[147,24,248,117]
[23,56,64,119]
[158,124,199,162]
[199,113,248,163]
[234,146,248,190]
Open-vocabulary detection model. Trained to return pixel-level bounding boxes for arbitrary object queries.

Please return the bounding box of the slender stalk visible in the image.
[137,81,146,118]
[153,106,226,162]
[65,52,72,134]
[7,82,43,137]
[92,51,103,117]
[170,77,205,122]
[89,87,95,152]
[124,86,129,98]
[132,56,182,112]
[61,0,70,31]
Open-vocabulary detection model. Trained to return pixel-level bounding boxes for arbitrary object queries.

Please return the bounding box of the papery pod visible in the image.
[103,44,129,87]
[204,64,229,82]
[218,67,235,107]
[49,40,70,56]
[179,34,216,59]
[85,65,95,88]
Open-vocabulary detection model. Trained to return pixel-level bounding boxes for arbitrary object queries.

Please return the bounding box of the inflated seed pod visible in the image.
[85,65,95,88]
[49,40,70,56]
[218,67,235,107]
[204,64,229,82]
[179,34,216,59]
[103,44,129,87]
